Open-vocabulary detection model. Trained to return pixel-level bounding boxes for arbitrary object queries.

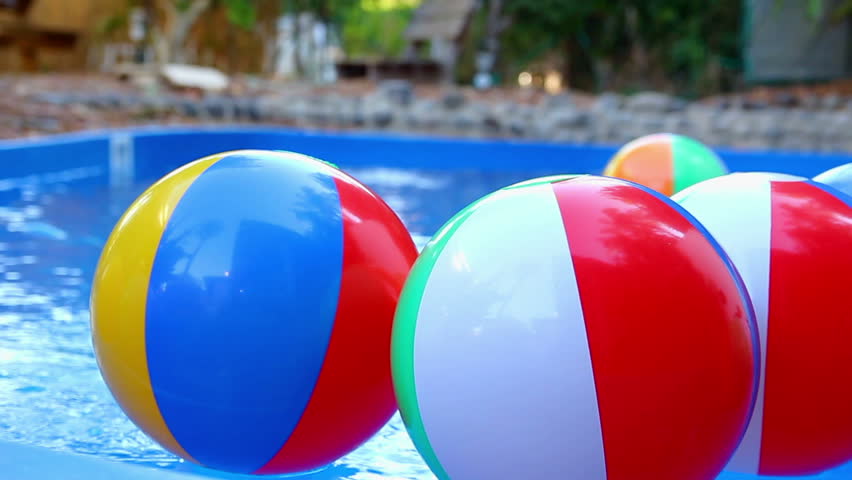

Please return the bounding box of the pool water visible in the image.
[0,164,559,479]
[1,159,851,480]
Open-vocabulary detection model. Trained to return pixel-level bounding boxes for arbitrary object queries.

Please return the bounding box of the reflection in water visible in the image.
[0,166,485,479]
[0,165,825,480]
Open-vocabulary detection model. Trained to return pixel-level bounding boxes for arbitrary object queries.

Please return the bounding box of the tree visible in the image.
[784,0,852,21]
[478,0,511,84]
[338,0,417,58]
[152,0,268,64]
[500,0,626,90]
[496,0,742,95]
[157,0,214,64]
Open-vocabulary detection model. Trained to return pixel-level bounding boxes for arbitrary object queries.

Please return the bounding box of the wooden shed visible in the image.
[404,0,478,82]
[0,0,124,72]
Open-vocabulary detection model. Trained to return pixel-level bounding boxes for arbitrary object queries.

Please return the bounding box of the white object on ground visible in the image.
[160,64,229,92]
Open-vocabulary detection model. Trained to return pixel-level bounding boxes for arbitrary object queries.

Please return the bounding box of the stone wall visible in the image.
[261,83,852,152]
[24,77,852,152]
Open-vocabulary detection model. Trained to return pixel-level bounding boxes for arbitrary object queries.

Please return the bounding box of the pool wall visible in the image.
[0,126,850,480]
[0,126,850,188]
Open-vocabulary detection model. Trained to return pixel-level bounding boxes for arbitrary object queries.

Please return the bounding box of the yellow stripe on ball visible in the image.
[91,155,222,462]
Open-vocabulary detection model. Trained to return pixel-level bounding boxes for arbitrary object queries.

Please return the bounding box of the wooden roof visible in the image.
[405,0,478,41]
[0,1,34,16]
[0,0,120,34]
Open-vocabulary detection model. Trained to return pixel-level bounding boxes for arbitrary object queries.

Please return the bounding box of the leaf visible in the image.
[830,0,852,20]
[223,0,257,30]
[96,13,129,36]
[174,0,193,12]
[339,0,417,57]
[808,0,824,19]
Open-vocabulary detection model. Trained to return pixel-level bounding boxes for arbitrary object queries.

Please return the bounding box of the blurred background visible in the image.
[0,0,850,151]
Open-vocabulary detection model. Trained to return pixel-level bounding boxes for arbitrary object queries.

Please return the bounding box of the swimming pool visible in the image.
[0,126,849,480]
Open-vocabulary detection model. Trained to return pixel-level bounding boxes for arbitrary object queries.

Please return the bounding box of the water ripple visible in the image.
[0,166,564,478]
[0,168,467,480]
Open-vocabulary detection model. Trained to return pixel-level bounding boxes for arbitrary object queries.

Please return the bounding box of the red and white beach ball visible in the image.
[392,175,759,480]
[673,172,852,476]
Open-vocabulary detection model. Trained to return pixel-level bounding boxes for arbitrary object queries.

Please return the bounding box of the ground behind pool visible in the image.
[0,126,850,480]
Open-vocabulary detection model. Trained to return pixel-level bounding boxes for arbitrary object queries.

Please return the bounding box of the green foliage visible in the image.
[167,0,257,29]
[222,0,257,29]
[96,11,130,37]
[280,0,360,22]
[498,0,743,96]
[808,0,852,20]
[808,0,824,18]
[338,1,417,58]
[173,0,260,31]
[837,0,852,17]
[159,0,413,63]
[500,0,625,90]
[454,5,488,83]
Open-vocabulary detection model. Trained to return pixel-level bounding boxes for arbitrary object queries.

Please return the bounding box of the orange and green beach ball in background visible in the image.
[603,133,728,196]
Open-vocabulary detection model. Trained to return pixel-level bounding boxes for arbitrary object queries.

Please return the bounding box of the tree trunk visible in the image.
[162,0,213,64]
[563,36,598,91]
[484,0,506,59]
[293,11,303,77]
[133,0,156,63]
[625,5,649,89]
[482,0,511,84]
[562,37,572,89]
[259,0,280,75]
[227,23,238,74]
[315,0,330,24]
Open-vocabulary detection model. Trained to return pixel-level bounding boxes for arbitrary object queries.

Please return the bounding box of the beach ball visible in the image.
[814,162,852,197]
[673,172,852,476]
[603,133,727,196]
[392,175,758,480]
[91,150,418,475]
